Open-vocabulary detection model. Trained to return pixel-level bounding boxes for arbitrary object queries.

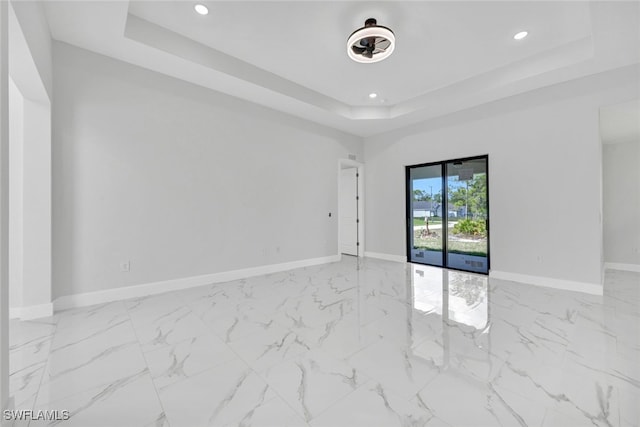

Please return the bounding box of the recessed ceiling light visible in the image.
[194,4,209,15]
[369,93,378,99]
[513,31,528,40]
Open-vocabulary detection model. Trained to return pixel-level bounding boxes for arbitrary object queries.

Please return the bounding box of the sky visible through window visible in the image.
[413,178,442,198]
[413,176,473,198]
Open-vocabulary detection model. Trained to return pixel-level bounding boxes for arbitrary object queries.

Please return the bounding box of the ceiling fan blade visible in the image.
[375,38,391,49]
[363,50,373,58]
[352,45,367,55]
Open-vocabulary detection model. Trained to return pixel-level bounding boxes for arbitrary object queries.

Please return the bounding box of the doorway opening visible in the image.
[600,99,640,272]
[406,155,489,274]
[338,159,364,257]
[7,2,53,320]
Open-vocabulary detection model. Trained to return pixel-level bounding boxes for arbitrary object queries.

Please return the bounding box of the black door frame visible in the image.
[405,154,490,274]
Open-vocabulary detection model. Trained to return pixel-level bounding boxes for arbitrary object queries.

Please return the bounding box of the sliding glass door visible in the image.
[445,158,489,273]
[406,156,489,274]
[407,165,444,266]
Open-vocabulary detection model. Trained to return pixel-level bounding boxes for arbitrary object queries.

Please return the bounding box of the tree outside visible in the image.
[413,172,487,257]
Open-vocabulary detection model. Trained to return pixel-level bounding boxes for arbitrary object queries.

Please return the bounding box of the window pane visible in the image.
[445,158,489,274]
[409,165,444,266]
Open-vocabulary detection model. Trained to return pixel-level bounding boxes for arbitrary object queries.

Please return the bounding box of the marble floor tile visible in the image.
[228,325,310,372]
[202,306,284,344]
[124,291,191,326]
[292,313,379,360]
[347,339,440,400]
[618,384,640,427]
[30,369,165,427]
[270,292,355,332]
[10,361,46,411]
[7,259,639,426]
[36,319,147,406]
[9,336,54,379]
[185,281,256,319]
[143,332,238,389]
[415,372,547,427]
[9,319,57,349]
[259,348,369,422]
[542,407,593,427]
[494,348,622,426]
[55,302,127,334]
[9,319,56,375]
[238,397,309,427]
[130,306,211,353]
[158,358,287,427]
[309,380,434,427]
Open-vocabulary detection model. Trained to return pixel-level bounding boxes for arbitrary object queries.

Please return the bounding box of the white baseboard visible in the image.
[53,254,341,312]
[9,303,54,320]
[490,270,603,296]
[364,252,406,263]
[604,262,640,273]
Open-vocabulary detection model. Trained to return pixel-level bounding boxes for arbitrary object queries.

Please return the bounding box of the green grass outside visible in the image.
[413,217,443,226]
[413,233,487,257]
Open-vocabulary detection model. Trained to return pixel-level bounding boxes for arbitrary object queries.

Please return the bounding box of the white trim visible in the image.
[489,270,603,296]
[53,255,341,312]
[604,262,640,273]
[364,251,406,263]
[9,303,53,320]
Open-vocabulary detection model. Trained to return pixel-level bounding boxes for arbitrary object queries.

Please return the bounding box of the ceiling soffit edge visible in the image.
[124,11,607,124]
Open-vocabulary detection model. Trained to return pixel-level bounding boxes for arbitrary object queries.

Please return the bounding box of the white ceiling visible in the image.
[43,1,640,137]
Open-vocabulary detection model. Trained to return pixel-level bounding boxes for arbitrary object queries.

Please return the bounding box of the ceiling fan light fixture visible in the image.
[347,18,395,63]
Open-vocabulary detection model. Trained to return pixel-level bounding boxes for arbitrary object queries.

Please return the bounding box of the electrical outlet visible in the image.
[120,261,130,272]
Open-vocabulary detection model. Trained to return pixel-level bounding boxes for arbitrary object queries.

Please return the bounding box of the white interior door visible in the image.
[340,168,358,256]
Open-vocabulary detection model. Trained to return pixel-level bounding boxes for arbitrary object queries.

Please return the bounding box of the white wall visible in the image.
[52,42,362,299]
[9,0,52,101]
[21,98,51,308]
[603,140,640,266]
[0,0,10,411]
[8,78,23,309]
[364,65,639,287]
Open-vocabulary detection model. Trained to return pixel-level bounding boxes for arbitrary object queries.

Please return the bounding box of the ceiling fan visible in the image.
[347,18,395,63]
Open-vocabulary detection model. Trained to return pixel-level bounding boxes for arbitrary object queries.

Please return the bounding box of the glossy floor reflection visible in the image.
[8,258,640,426]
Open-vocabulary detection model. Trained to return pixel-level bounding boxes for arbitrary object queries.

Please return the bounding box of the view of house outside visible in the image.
[412,171,488,258]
